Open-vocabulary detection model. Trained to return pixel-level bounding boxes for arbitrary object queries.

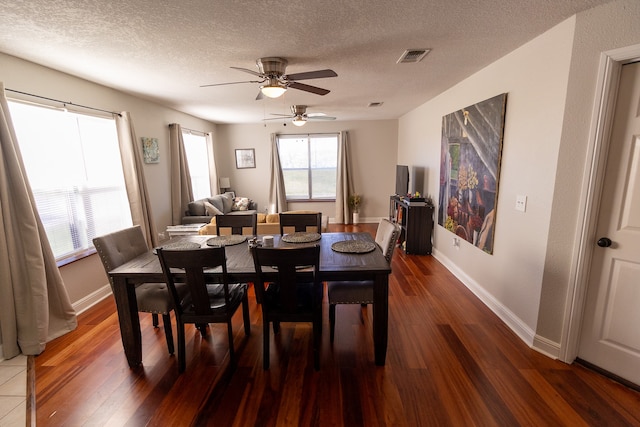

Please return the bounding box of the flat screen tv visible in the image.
[395,165,409,196]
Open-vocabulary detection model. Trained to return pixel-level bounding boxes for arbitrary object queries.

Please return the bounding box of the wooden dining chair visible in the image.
[156,246,251,373]
[278,212,322,235]
[215,213,257,236]
[251,245,322,370]
[93,225,178,355]
[327,218,401,342]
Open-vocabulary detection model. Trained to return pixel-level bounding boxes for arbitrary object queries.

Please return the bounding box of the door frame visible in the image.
[561,43,640,363]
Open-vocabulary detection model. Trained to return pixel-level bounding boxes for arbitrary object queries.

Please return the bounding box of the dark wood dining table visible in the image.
[108,232,392,367]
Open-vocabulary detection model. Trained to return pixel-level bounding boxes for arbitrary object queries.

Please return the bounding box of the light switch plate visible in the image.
[515,195,527,212]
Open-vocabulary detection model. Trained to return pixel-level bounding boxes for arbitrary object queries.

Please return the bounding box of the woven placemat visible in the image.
[281,232,322,243]
[206,235,247,247]
[154,241,201,254]
[331,240,376,254]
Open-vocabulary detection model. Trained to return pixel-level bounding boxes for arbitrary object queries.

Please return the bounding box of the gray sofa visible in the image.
[182,192,257,224]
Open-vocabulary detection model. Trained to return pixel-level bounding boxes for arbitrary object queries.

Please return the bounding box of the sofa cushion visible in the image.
[232,197,251,211]
[266,213,279,223]
[187,200,206,216]
[204,201,223,216]
[220,192,234,213]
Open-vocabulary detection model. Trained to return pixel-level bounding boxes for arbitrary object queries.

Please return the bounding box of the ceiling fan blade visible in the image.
[262,116,291,121]
[255,90,264,101]
[308,115,336,120]
[269,113,294,117]
[288,82,330,96]
[231,66,263,77]
[286,69,338,81]
[200,80,262,88]
[306,112,326,117]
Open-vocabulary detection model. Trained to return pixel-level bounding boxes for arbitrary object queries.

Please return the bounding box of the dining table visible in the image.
[107,231,392,367]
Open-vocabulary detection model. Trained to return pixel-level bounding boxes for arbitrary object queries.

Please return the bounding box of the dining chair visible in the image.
[278,212,322,235]
[251,245,322,370]
[156,246,251,373]
[93,225,178,355]
[327,218,401,342]
[215,213,258,236]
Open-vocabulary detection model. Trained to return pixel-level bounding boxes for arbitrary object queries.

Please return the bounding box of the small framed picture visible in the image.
[235,148,256,169]
[142,137,159,164]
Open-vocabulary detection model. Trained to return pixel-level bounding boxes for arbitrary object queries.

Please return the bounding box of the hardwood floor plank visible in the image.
[34,223,640,426]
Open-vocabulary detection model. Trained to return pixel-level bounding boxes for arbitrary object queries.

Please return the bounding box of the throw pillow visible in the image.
[204,201,223,216]
[231,197,250,211]
[220,192,234,213]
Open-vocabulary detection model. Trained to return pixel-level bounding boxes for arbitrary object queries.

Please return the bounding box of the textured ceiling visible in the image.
[2,0,612,124]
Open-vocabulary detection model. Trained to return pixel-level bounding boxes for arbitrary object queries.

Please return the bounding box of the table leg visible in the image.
[111,277,142,367]
[372,273,389,366]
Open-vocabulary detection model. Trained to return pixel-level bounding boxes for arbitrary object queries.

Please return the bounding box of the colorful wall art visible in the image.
[438,93,507,254]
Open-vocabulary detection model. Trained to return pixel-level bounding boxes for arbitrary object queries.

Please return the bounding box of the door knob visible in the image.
[597,237,612,247]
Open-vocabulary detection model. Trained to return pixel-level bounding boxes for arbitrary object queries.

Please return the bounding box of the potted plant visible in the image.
[349,194,362,224]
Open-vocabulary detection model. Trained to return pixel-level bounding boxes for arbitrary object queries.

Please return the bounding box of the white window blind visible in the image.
[182,131,211,200]
[277,134,338,200]
[8,101,132,262]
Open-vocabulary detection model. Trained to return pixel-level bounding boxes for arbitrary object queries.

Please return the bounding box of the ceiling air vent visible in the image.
[368,102,384,108]
[396,49,431,64]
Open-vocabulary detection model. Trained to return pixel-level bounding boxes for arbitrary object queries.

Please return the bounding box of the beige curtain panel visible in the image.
[115,112,158,248]
[268,133,288,214]
[0,83,77,358]
[169,123,193,225]
[336,131,354,224]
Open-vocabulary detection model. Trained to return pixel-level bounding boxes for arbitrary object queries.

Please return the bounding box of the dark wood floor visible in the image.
[35,223,640,426]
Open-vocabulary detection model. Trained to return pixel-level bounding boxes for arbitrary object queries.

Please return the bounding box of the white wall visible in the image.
[1,53,217,311]
[397,0,640,356]
[214,120,399,222]
[398,18,577,345]
[538,0,640,345]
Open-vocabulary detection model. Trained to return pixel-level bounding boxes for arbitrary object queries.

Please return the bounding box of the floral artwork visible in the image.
[438,94,507,254]
[142,137,159,164]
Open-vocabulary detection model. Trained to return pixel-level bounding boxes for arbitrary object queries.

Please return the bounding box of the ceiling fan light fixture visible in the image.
[292,116,307,126]
[260,81,287,98]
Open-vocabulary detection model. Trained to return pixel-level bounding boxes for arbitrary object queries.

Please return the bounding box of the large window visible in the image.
[277,134,338,200]
[8,101,132,263]
[182,131,211,200]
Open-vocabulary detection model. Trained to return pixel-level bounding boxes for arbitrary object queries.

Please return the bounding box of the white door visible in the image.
[578,61,640,386]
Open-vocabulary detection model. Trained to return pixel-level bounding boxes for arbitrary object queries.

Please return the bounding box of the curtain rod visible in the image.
[5,88,121,116]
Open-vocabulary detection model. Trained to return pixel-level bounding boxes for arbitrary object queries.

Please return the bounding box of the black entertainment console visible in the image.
[389,195,433,255]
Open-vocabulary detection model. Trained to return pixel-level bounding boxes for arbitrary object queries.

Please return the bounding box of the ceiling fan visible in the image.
[264,105,336,126]
[200,57,337,99]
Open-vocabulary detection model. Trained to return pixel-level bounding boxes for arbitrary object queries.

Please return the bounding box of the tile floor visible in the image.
[0,355,27,426]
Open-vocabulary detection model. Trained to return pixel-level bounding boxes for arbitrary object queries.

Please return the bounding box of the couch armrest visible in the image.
[182,215,211,225]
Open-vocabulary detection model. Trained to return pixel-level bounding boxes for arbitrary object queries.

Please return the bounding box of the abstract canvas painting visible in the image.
[438,93,507,254]
[142,137,159,164]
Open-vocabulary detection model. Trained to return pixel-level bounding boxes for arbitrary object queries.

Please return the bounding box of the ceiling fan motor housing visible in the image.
[257,57,288,77]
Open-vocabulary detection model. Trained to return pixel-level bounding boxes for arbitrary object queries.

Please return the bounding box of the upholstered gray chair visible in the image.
[327,218,401,342]
[157,246,250,372]
[93,225,177,355]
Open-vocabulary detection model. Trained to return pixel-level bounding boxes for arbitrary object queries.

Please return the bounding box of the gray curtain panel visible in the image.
[268,133,288,214]
[336,131,354,224]
[169,123,193,225]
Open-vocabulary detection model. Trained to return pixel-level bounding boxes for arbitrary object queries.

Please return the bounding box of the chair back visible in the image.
[251,245,321,313]
[156,246,229,316]
[375,218,402,262]
[279,212,322,235]
[93,226,149,286]
[215,213,257,236]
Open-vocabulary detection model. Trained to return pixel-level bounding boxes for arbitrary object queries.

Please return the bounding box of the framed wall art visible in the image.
[235,148,255,169]
[438,93,507,254]
[142,137,159,164]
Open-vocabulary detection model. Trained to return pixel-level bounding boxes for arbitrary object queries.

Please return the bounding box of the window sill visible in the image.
[56,248,97,267]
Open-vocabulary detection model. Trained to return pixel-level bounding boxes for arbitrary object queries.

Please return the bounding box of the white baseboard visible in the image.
[432,248,537,348]
[73,283,112,315]
[532,335,560,359]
